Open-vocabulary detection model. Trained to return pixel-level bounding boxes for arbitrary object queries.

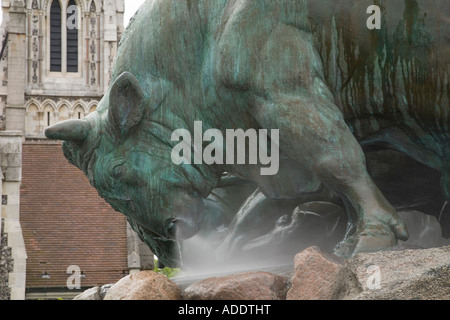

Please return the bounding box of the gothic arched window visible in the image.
[66,0,78,72]
[50,0,62,72]
[49,0,79,73]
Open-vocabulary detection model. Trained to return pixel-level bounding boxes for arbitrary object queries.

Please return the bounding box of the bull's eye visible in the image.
[112,164,127,178]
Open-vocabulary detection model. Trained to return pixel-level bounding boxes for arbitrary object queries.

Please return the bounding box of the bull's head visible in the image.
[45,72,214,267]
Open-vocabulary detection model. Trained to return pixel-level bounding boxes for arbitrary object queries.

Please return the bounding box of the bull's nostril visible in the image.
[164,217,199,240]
[165,218,178,239]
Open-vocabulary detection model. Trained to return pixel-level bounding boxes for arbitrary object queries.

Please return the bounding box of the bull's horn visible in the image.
[45,119,90,142]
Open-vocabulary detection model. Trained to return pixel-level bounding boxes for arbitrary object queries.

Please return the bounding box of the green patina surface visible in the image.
[46,0,449,267]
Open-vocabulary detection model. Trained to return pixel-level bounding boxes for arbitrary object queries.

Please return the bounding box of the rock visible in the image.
[75,245,450,301]
[398,210,450,249]
[100,284,113,299]
[286,246,361,300]
[103,271,181,300]
[73,284,113,300]
[346,245,450,300]
[73,286,102,300]
[183,271,288,300]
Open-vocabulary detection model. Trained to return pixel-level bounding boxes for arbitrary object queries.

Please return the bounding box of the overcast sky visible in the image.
[0,0,147,27]
[124,0,146,27]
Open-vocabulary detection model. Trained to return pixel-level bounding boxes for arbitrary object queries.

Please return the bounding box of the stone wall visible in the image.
[0,218,13,300]
[0,6,9,132]
[0,130,26,300]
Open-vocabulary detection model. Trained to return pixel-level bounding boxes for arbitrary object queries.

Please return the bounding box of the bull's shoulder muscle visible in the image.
[213,0,311,91]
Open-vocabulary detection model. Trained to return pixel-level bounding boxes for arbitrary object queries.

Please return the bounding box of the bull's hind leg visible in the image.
[250,92,408,257]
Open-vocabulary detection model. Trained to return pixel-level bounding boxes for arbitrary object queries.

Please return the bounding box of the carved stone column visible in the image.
[127,222,154,274]
[5,1,26,132]
[0,130,26,300]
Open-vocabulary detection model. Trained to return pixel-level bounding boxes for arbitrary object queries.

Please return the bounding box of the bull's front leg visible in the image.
[247,25,408,257]
[251,91,409,257]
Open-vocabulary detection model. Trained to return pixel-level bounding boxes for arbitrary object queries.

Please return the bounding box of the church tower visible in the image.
[0,0,125,135]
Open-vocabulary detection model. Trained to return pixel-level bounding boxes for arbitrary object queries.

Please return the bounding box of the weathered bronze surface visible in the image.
[46,0,449,267]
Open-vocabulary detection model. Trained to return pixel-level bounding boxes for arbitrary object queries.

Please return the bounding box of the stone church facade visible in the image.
[0,0,153,300]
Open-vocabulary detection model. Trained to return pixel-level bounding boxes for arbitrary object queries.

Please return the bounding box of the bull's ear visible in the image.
[109,72,144,137]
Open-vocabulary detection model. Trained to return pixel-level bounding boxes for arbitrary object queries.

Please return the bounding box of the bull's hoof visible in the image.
[333,224,397,258]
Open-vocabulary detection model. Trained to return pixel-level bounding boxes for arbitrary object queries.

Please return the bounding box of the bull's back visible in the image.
[112,0,449,141]
[307,0,450,140]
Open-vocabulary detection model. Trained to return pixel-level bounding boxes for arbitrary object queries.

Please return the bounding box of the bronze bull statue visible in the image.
[46,0,449,267]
